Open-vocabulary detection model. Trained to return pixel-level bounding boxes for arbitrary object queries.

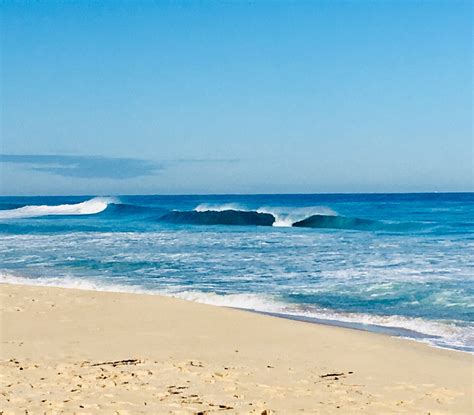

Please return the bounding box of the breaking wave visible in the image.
[257,206,338,227]
[0,197,117,219]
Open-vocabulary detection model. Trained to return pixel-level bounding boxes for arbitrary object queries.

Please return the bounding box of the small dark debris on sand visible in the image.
[90,359,141,367]
[320,372,353,379]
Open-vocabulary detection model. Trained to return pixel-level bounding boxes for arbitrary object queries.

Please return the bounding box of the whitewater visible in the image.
[0,193,473,352]
[0,197,114,219]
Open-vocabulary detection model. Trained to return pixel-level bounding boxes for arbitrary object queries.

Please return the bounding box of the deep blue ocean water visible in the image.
[0,193,473,351]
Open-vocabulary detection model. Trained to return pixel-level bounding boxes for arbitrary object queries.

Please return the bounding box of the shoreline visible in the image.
[0,274,470,354]
[252,310,467,352]
[1,282,472,413]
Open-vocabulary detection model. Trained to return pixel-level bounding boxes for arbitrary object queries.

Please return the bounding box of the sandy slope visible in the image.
[0,283,472,414]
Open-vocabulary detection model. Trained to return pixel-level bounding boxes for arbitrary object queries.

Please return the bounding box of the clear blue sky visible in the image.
[1,0,472,195]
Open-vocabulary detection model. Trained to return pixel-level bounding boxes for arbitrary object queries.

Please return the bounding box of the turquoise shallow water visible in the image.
[0,193,473,351]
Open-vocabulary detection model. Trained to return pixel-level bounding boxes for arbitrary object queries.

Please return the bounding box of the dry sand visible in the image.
[0,283,472,414]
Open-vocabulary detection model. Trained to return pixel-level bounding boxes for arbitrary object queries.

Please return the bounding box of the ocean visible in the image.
[0,193,472,352]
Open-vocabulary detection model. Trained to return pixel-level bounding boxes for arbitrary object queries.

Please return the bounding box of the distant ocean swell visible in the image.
[0,197,425,232]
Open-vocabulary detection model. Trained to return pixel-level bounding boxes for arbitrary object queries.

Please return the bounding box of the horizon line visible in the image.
[1,190,473,198]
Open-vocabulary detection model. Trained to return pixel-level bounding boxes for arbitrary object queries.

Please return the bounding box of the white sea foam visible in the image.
[169,290,286,312]
[0,272,153,294]
[287,308,473,351]
[0,272,284,310]
[0,197,117,219]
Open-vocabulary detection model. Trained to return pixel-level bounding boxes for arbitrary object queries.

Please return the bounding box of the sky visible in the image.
[0,0,472,195]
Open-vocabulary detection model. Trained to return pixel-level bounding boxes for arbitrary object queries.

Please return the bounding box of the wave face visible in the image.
[99,202,167,218]
[293,214,378,230]
[0,197,116,219]
[158,209,275,226]
[0,193,473,352]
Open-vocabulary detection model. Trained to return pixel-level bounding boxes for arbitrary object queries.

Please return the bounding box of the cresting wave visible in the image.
[256,206,338,227]
[1,272,471,352]
[0,197,117,219]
